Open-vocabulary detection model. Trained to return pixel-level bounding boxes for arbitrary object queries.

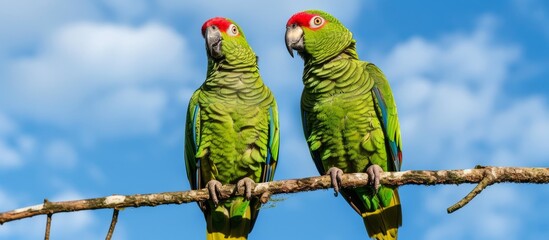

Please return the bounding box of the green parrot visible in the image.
[185,17,279,240]
[285,10,402,239]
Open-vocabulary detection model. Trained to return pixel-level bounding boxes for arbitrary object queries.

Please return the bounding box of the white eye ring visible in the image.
[309,16,324,28]
[227,24,239,36]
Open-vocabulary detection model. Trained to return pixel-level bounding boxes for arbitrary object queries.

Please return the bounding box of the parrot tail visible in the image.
[362,189,402,240]
[206,197,253,240]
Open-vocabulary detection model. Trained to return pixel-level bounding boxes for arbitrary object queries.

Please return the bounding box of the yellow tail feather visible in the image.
[206,202,252,240]
[362,189,402,240]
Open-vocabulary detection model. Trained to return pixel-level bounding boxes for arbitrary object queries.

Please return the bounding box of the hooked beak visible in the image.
[285,24,304,58]
[205,26,222,59]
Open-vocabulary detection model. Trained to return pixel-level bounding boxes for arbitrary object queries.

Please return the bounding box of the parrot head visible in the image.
[285,10,353,64]
[201,17,252,61]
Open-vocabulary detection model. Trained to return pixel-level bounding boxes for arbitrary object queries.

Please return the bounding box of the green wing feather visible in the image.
[264,102,280,182]
[367,63,402,171]
[184,90,201,190]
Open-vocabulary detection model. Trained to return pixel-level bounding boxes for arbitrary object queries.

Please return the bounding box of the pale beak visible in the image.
[285,24,304,58]
[205,26,222,59]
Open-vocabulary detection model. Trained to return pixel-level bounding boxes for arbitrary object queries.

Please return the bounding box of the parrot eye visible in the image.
[310,16,325,28]
[227,24,239,36]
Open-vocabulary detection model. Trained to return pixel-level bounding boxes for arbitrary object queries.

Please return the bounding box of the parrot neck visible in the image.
[206,58,259,79]
[337,40,359,60]
[302,40,372,95]
[207,54,258,73]
[203,59,266,101]
[304,39,359,69]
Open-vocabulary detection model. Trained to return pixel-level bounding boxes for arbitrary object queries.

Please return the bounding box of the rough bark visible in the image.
[1,166,548,225]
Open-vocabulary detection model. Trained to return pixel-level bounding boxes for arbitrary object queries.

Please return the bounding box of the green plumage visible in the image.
[289,10,402,239]
[302,50,396,209]
[185,18,279,240]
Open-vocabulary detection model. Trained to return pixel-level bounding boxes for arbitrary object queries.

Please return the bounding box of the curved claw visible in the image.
[326,167,344,197]
[366,164,384,192]
[236,177,255,200]
[206,180,223,206]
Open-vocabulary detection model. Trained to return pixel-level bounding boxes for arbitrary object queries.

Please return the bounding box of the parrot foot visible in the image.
[236,177,255,200]
[366,164,384,192]
[326,167,344,197]
[205,180,223,206]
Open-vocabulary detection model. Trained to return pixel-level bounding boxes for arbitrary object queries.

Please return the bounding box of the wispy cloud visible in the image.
[513,0,549,39]
[0,188,17,211]
[423,186,525,240]
[379,15,523,169]
[157,0,363,27]
[0,22,191,139]
[45,140,78,169]
[0,112,16,136]
[0,189,105,240]
[377,14,549,239]
[0,0,100,56]
[0,113,33,169]
[0,140,22,168]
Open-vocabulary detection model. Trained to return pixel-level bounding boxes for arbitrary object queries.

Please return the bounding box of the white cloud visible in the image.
[0,0,100,55]
[49,190,94,231]
[423,185,525,240]
[0,189,103,240]
[100,0,150,22]
[0,216,44,239]
[379,15,524,168]
[0,22,190,138]
[512,0,549,39]
[0,112,35,168]
[0,112,16,136]
[376,13,549,240]
[45,140,78,169]
[0,140,22,168]
[15,135,36,155]
[158,0,362,29]
[47,22,186,83]
[386,15,515,87]
[0,188,17,211]
[89,88,168,137]
[488,97,549,165]
[0,188,41,238]
[85,163,107,183]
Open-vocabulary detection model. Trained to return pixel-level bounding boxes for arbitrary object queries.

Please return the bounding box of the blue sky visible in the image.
[1,0,548,239]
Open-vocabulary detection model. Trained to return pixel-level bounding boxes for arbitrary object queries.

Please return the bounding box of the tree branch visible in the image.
[1,166,548,225]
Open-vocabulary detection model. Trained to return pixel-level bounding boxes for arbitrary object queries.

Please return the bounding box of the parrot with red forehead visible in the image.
[185,17,279,240]
[285,10,402,239]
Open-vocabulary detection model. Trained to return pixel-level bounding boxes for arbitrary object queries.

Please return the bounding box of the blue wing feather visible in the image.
[373,87,400,171]
[191,105,200,189]
[265,107,275,181]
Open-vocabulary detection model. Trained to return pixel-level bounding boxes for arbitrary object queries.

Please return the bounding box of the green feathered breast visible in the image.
[301,56,398,210]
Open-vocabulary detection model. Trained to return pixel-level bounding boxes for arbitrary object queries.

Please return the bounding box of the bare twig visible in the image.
[44,213,52,240]
[105,209,119,240]
[1,166,548,225]
[447,166,497,213]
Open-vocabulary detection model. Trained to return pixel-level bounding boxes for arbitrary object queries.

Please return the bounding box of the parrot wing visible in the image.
[367,63,402,171]
[262,102,280,183]
[184,90,202,190]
